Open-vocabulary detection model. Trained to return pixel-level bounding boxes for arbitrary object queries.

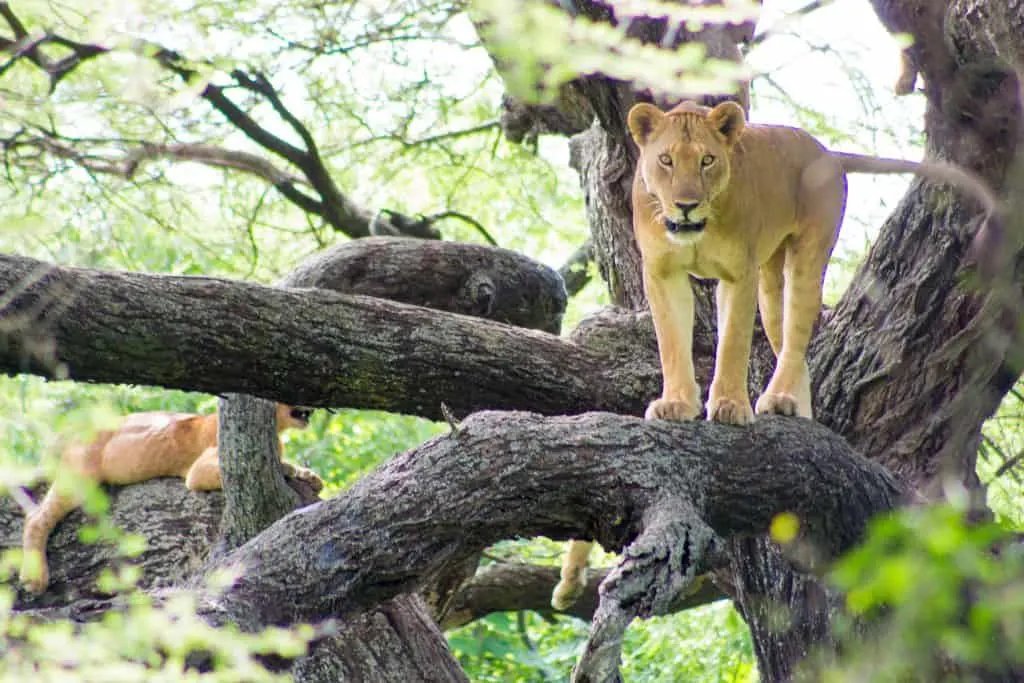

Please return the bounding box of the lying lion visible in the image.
[19,402,322,593]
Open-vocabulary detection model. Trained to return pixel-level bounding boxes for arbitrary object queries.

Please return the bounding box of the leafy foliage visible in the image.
[825,504,1024,681]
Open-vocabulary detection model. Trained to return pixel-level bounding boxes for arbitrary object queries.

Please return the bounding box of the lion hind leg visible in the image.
[185,447,222,491]
[756,245,826,419]
[552,540,593,610]
[757,205,842,419]
[20,438,108,594]
[20,486,78,593]
[758,246,786,356]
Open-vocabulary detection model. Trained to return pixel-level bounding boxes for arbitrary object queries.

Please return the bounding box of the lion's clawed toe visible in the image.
[644,398,700,421]
[755,392,799,417]
[707,397,754,426]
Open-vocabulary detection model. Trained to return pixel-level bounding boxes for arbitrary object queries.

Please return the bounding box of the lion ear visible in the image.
[707,101,746,146]
[627,103,665,146]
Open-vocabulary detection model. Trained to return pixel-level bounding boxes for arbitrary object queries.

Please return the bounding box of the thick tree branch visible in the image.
[0,247,780,421]
[0,251,622,418]
[277,237,567,333]
[5,413,900,681]
[191,412,904,675]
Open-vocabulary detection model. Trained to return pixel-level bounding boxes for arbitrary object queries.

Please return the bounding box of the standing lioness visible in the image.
[551,100,996,611]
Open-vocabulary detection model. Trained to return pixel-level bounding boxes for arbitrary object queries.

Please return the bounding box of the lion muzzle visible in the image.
[664,201,706,234]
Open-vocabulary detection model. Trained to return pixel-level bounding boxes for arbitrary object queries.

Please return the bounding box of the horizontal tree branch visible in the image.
[0,243,779,421]
[0,252,646,419]
[192,412,905,662]
[440,560,725,630]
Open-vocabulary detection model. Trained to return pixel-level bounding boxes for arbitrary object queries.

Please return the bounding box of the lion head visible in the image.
[627,100,746,238]
[276,403,313,431]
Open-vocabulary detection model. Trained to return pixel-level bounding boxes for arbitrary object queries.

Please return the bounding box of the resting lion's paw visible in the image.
[551,571,586,611]
[644,398,700,421]
[19,555,49,594]
[755,392,799,417]
[706,397,754,426]
[283,463,325,493]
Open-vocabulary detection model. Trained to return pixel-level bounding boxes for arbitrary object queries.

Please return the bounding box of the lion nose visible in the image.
[674,201,699,214]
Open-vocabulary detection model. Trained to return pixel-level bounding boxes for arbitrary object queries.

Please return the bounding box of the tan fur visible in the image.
[551,100,997,610]
[19,403,322,593]
[894,49,919,95]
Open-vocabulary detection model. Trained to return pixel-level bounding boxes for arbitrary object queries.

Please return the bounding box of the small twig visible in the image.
[558,240,594,297]
[994,449,1024,479]
[440,402,461,435]
[425,210,498,246]
[747,0,833,52]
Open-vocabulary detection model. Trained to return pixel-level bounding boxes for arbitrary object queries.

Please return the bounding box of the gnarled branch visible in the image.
[192,412,904,679]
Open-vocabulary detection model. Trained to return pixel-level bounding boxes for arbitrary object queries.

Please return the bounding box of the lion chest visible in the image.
[643,231,746,282]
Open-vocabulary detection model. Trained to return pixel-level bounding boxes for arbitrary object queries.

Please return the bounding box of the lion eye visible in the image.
[657,153,673,167]
[700,154,715,167]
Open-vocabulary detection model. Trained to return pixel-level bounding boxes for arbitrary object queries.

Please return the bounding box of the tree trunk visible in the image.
[215,394,301,556]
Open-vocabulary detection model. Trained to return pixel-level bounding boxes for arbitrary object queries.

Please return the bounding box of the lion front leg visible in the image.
[280,460,324,493]
[707,273,757,425]
[643,267,701,421]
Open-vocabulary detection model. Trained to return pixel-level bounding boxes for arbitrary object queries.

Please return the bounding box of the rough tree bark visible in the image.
[0,251,780,421]
[215,394,303,556]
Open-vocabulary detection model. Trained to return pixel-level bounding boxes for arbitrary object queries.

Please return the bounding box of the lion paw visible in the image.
[19,554,49,594]
[706,397,754,426]
[755,392,799,417]
[282,463,324,493]
[644,398,699,421]
[551,570,586,611]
